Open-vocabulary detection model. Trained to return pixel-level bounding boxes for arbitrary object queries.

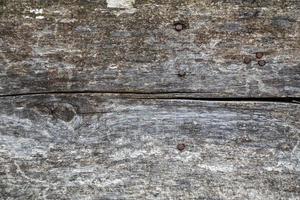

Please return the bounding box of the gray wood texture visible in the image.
[0,0,300,97]
[0,94,299,199]
[1,0,300,199]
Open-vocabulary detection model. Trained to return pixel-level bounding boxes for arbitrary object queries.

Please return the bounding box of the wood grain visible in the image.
[1,1,300,199]
[0,94,299,199]
[0,0,300,97]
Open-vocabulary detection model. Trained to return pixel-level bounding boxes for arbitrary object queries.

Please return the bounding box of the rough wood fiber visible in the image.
[0,0,300,97]
[1,0,300,199]
[0,94,299,199]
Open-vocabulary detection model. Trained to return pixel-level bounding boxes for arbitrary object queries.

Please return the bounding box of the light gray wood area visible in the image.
[0,94,299,199]
[0,0,300,97]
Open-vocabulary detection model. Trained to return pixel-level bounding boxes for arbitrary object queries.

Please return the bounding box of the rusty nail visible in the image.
[256,52,264,59]
[177,143,186,151]
[258,60,266,66]
[243,57,252,64]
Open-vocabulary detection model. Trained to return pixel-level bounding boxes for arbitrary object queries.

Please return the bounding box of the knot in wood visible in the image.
[51,103,76,122]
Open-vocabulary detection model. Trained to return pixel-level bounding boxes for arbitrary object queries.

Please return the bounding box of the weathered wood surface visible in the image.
[1,0,300,199]
[0,94,299,199]
[0,0,300,97]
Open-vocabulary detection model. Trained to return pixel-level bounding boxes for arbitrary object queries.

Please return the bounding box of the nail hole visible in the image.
[177,143,186,151]
[256,52,264,59]
[153,193,159,197]
[177,71,186,77]
[174,21,188,32]
[258,60,266,66]
[243,57,252,64]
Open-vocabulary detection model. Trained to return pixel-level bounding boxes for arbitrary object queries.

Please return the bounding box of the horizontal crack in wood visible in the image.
[0,91,299,104]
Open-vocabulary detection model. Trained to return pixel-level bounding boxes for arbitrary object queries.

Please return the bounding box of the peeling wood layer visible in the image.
[0,94,299,199]
[0,0,299,97]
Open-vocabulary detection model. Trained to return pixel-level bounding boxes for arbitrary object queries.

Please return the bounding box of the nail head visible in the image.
[243,57,252,64]
[258,60,266,66]
[175,24,183,31]
[256,52,264,59]
[177,143,186,151]
[174,22,187,32]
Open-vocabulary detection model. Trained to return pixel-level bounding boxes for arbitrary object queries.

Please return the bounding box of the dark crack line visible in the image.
[0,91,299,104]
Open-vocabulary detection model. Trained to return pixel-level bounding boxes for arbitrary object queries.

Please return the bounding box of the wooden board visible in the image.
[0,0,300,97]
[0,94,299,199]
[1,0,300,199]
